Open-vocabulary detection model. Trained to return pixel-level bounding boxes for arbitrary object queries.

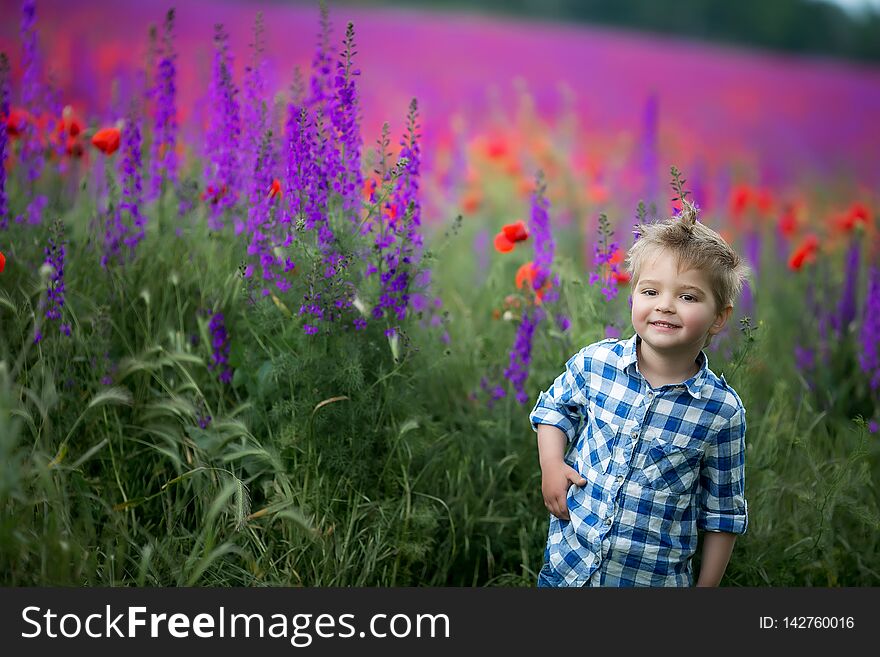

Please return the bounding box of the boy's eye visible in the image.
[642,290,656,296]
[681,294,697,302]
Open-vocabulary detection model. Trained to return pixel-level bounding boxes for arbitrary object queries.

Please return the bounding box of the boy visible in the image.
[530,203,751,587]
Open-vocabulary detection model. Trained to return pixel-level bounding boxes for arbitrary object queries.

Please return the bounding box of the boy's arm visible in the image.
[530,348,594,520]
[537,424,586,520]
[697,406,748,534]
[695,531,737,587]
[695,404,748,586]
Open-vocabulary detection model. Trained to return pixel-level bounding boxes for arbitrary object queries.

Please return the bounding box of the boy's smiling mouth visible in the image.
[649,320,681,329]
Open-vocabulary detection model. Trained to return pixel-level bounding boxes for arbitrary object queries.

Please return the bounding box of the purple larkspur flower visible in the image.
[640,92,658,209]
[859,264,880,391]
[120,107,145,256]
[101,200,129,270]
[149,9,178,199]
[287,108,355,335]
[373,99,423,324]
[208,312,233,384]
[0,54,9,230]
[306,2,335,117]
[16,0,46,227]
[244,127,280,290]
[239,12,267,210]
[835,235,861,335]
[556,314,571,332]
[794,344,815,373]
[740,231,761,318]
[329,22,364,224]
[285,104,312,228]
[527,173,563,314]
[204,24,241,229]
[42,222,68,336]
[504,309,538,405]
[589,213,623,302]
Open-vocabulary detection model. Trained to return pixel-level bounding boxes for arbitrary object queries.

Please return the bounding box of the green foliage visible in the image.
[1,163,878,588]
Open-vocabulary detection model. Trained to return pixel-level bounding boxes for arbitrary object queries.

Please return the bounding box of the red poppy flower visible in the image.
[486,136,509,160]
[5,107,30,137]
[848,202,870,224]
[268,178,282,200]
[515,261,553,304]
[515,261,536,290]
[756,189,773,214]
[832,203,870,234]
[384,203,398,222]
[585,183,609,205]
[462,189,482,213]
[363,178,377,199]
[494,232,514,253]
[0,251,5,274]
[91,127,120,155]
[201,184,228,205]
[837,202,871,233]
[65,136,84,159]
[504,159,522,177]
[788,235,819,271]
[730,184,752,217]
[501,220,529,243]
[778,205,798,237]
[56,110,82,138]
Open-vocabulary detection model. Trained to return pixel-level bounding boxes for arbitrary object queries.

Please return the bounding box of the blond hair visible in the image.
[625,199,751,317]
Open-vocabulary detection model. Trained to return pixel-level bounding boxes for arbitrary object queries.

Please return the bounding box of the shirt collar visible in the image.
[619,333,709,399]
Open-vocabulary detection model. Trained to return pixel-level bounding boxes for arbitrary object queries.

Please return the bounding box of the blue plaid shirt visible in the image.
[530,333,748,587]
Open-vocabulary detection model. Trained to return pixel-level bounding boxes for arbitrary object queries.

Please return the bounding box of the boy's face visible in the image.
[631,249,731,356]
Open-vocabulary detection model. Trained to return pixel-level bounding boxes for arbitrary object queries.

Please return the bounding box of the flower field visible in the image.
[0,0,878,586]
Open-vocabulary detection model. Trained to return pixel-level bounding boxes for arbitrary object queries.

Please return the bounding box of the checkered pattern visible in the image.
[530,333,748,587]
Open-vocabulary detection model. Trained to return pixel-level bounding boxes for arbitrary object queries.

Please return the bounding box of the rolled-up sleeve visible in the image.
[529,349,588,443]
[697,405,748,534]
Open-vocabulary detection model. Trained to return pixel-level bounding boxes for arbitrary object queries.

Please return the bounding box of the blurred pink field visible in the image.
[2,0,879,197]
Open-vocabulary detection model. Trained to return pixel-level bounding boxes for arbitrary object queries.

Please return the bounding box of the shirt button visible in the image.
[631,429,639,438]
[616,476,623,484]
[604,517,613,526]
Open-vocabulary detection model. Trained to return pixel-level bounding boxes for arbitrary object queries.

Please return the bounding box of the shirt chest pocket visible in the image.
[580,415,619,474]
[640,439,703,495]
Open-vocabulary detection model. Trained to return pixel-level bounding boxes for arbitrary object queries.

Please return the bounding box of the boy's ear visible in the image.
[709,304,733,335]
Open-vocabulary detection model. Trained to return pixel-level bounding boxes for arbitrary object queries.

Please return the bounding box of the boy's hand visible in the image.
[541,461,586,520]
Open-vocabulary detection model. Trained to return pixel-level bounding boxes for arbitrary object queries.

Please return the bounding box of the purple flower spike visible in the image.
[204,24,241,230]
[120,106,145,257]
[208,312,233,384]
[0,54,9,230]
[859,264,880,391]
[504,310,538,405]
[16,0,46,226]
[329,22,364,224]
[42,222,68,336]
[370,100,422,328]
[149,9,178,199]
